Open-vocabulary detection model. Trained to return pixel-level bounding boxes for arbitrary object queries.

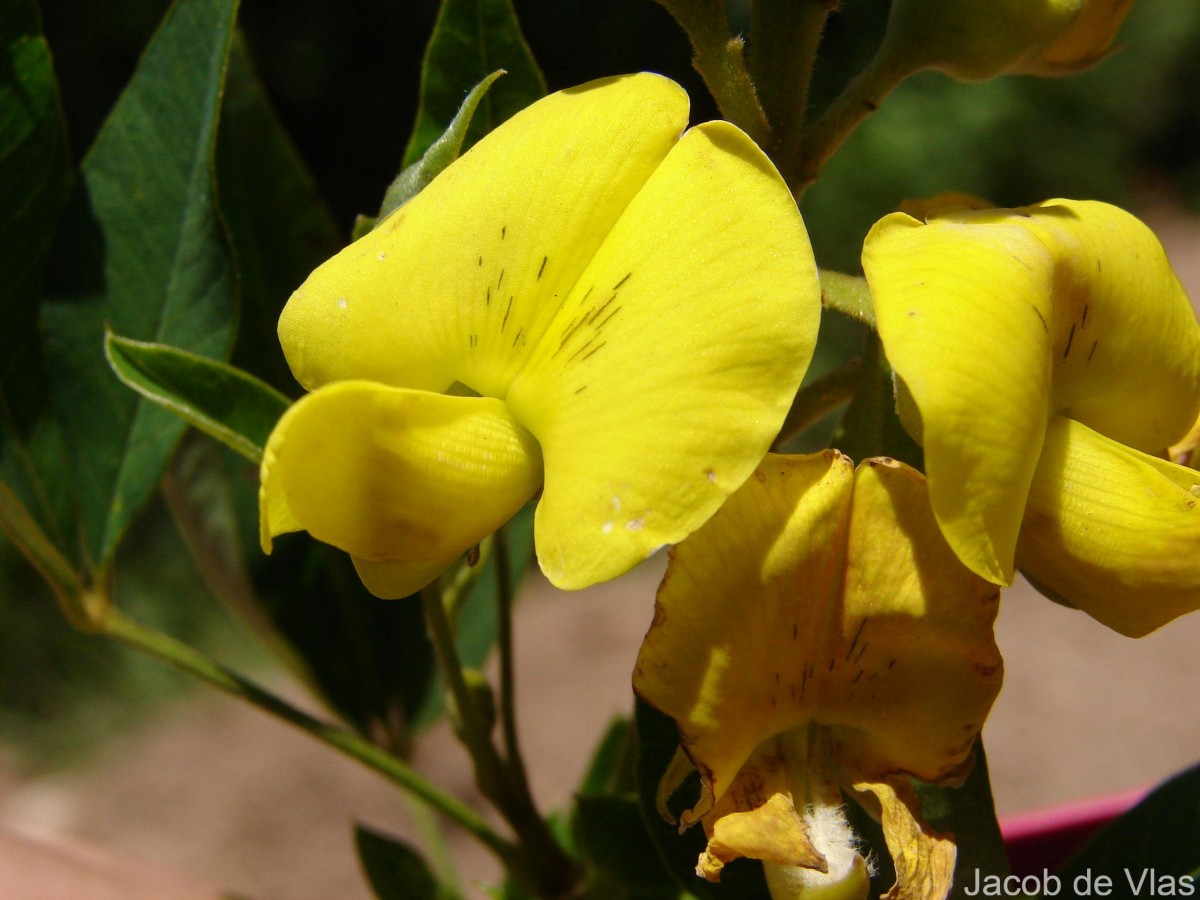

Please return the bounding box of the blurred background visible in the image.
[4,1,1200,897]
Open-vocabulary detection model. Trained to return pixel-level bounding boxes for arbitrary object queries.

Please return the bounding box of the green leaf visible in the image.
[1058,761,1200,883]
[40,0,240,568]
[216,33,340,395]
[105,333,288,464]
[354,824,448,900]
[578,716,634,798]
[634,698,768,899]
[574,794,685,899]
[379,69,504,220]
[0,0,74,550]
[403,0,546,167]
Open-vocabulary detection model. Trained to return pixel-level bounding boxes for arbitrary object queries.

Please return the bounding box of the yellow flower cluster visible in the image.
[261,18,1197,892]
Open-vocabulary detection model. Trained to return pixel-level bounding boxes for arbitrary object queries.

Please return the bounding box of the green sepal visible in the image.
[378,70,505,220]
[403,0,545,167]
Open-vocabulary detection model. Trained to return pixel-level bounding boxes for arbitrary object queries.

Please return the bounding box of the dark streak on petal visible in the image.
[579,341,606,363]
[1063,323,1076,360]
[551,317,584,359]
[538,256,547,280]
[501,296,514,331]
[845,618,868,661]
[1032,306,1049,333]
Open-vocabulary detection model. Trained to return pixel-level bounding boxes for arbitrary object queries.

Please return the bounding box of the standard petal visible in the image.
[633,452,855,820]
[259,382,542,597]
[1017,416,1200,637]
[834,459,1002,783]
[865,208,1054,583]
[1023,199,1200,454]
[509,120,820,589]
[634,454,1001,831]
[277,73,689,398]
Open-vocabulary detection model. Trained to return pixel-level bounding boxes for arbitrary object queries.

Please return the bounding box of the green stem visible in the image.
[420,584,510,808]
[98,607,518,868]
[494,530,523,779]
[421,580,577,896]
[0,481,108,630]
[774,357,863,449]
[820,269,877,330]
[794,51,913,196]
[749,0,831,177]
[830,331,890,462]
[655,0,772,147]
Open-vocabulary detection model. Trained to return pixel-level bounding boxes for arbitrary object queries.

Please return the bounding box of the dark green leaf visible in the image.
[105,334,288,464]
[403,0,545,167]
[634,698,768,899]
[379,70,503,219]
[40,0,240,568]
[355,824,444,900]
[1058,761,1200,884]
[578,716,635,798]
[0,0,74,549]
[217,33,340,395]
[574,794,684,899]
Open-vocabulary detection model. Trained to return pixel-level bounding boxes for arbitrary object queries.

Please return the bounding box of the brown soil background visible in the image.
[2,204,1199,899]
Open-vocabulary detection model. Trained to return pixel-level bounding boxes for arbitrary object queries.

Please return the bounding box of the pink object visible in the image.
[1001,787,1147,876]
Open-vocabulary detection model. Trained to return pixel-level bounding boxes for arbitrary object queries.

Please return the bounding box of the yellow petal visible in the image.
[834,458,1002,783]
[696,734,869,895]
[1023,200,1200,453]
[633,451,854,814]
[1170,410,1200,469]
[864,208,1054,583]
[633,454,1001,823]
[698,738,825,879]
[509,121,820,589]
[854,780,955,900]
[276,73,688,399]
[259,382,542,597]
[1017,416,1200,637]
[351,555,461,600]
[865,198,1200,585]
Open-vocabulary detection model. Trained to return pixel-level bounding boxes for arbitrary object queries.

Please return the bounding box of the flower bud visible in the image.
[877,0,1132,82]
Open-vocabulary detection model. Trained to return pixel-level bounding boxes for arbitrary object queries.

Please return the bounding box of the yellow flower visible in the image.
[878,0,1134,82]
[863,197,1200,636]
[258,74,820,598]
[634,452,1002,898]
